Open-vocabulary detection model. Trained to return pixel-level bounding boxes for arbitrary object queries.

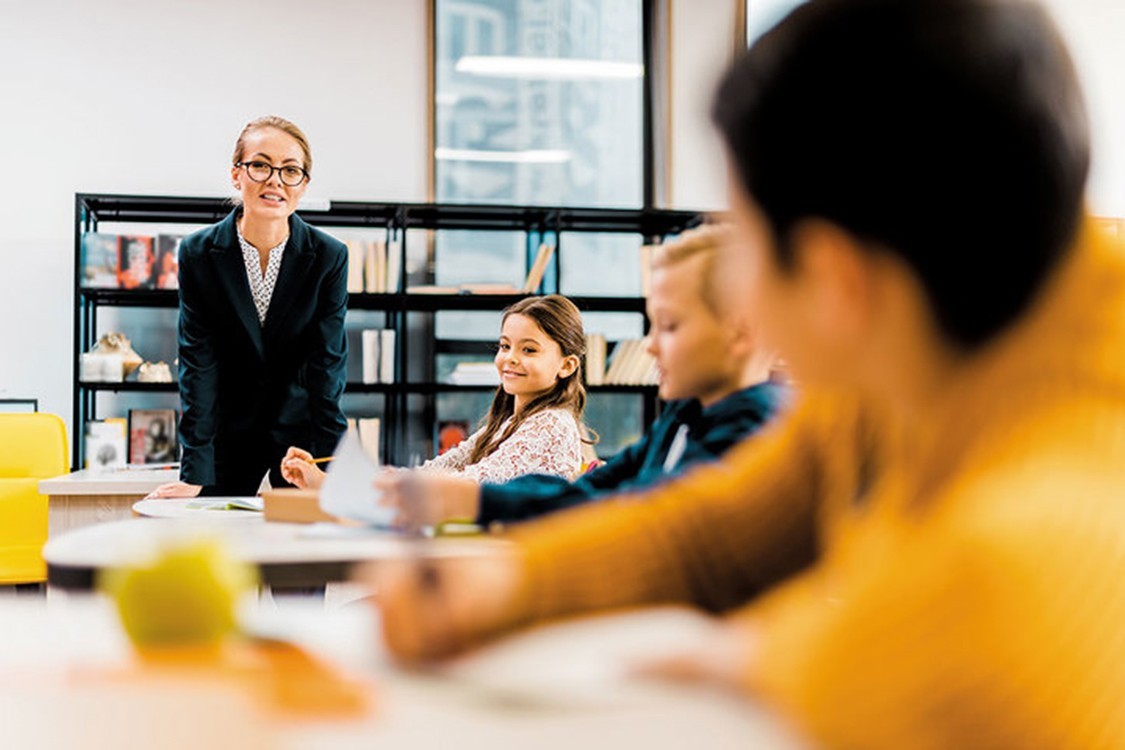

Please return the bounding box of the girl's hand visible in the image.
[144,482,202,499]
[280,446,326,489]
[373,472,481,529]
[360,549,526,663]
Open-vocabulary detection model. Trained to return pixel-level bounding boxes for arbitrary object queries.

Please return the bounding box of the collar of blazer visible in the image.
[208,209,317,359]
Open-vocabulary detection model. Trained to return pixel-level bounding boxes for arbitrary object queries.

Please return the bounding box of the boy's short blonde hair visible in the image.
[650,224,734,316]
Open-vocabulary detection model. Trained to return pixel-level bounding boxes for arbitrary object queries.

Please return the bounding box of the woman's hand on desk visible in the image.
[144,482,202,499]
[361,549,528,663]
[374,472,481,528]
[280,447,326,489]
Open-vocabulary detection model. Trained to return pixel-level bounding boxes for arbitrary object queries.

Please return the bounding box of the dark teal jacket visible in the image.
[177,210,348,495]
[477,382,786,524]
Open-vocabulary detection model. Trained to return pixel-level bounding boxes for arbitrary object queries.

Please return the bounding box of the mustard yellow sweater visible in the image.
[508,222,1125,748]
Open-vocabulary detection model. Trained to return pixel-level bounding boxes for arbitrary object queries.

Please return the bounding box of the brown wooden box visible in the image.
[261,488,339,524]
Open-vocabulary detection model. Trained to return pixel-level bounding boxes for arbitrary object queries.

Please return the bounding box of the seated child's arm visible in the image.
[476,444,650,524]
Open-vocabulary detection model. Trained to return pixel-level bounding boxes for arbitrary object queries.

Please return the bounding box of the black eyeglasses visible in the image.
[236,160,309,186]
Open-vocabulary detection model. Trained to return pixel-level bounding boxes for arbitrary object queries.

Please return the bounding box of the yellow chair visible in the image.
[0,413,68,584]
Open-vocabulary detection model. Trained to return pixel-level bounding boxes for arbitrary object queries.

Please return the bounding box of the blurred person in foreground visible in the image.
[367,1,1125,746]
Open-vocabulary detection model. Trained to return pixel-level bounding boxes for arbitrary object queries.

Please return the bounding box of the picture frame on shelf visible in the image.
[127,408,178,465]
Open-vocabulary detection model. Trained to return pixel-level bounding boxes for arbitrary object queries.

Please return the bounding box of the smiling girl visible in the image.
[282,294,588,488]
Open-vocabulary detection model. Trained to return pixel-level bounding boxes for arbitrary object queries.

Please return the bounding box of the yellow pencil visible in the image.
[308,456,333,465]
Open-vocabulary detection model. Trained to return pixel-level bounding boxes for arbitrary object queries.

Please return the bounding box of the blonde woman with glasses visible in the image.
[149,116,347,499]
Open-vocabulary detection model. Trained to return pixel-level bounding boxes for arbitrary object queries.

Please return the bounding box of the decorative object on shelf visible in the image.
[90,332,144,377]
[80,352,125,383]
[136,361,173,383]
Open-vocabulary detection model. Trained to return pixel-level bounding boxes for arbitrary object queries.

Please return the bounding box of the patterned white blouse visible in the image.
[420,407,583,484]
[237,224,287,324]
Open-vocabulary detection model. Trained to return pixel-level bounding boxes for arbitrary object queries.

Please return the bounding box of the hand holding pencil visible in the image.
[280,446,330,490]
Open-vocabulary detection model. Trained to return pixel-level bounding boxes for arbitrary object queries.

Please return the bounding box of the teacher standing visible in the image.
[149,116,348,498]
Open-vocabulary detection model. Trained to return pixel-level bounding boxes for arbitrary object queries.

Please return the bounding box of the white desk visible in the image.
[0,596,805,749]
[44,517,509,590]
[38,469,179,537]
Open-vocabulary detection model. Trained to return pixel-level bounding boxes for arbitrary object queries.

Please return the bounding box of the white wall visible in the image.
[0,0,429,428]
[1043,0,1125,218]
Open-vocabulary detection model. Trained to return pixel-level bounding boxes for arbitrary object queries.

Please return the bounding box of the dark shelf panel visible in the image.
[401,294,646,313]
[79,381,178,393]
[78,380,653,395]
[346,384,657,395]
[79,289,648,314]
[78,194,703,236]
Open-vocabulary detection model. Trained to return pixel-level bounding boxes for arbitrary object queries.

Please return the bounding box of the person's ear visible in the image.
[231,164,242,190]
[557,354,579,380]
[788,219,874,343]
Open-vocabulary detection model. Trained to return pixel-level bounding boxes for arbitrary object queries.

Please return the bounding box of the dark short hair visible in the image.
[713,0,1089,348]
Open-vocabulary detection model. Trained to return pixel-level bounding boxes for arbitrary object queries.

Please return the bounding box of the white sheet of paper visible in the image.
[319,430,396,526]
[438,607,721,708]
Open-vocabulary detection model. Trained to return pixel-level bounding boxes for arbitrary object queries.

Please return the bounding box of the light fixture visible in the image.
[435,148,573,164]
[455,56,643,80]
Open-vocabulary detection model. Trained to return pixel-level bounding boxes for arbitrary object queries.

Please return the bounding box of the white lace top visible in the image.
[420,408,582,484]
[237,223,287,324]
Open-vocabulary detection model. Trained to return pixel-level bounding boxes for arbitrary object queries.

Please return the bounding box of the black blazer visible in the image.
[177,209,348,494]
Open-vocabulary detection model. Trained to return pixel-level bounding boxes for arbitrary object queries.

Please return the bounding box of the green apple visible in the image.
[99,539,257,648]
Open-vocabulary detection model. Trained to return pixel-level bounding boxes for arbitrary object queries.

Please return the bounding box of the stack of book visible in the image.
[361,329,396,383]
[402,242,556,297]
[345,239,401,294]
[603,339,658,385]
[448,361,500,386]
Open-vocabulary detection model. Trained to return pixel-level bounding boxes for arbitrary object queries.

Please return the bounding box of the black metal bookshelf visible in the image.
[74,193,701,469]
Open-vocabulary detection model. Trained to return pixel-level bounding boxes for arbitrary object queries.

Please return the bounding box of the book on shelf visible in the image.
[639,243,660,298]
[458,282,520,294]
[81,233,120,288]
[361,329,380,384]
[118,235,155,290]
[406,284,461,295]
[370,240,387,293]
[85,418,127,471]
[346,240,365,294]
[404,283,520,295]
[361,329,396,384]
[448,361,500,386]
[584,333,607,386]
[127,408,178,465]
[153,234,182,290]
[379,329,395,383]
[385,239,401,293]
[345,417,381,465]
[358,417,382,465]
[522,243,556,293]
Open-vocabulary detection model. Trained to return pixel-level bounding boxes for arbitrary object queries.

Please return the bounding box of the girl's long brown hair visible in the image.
[468,295,592,464]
